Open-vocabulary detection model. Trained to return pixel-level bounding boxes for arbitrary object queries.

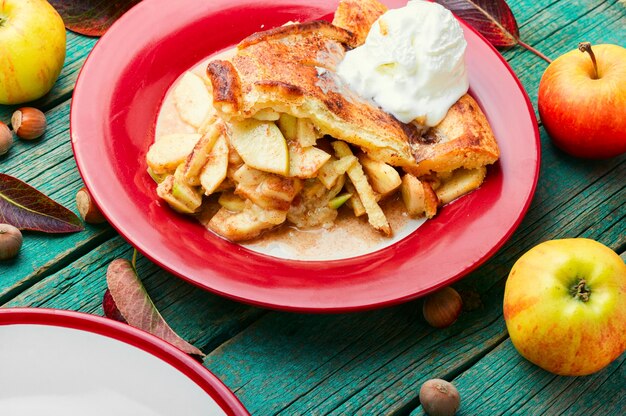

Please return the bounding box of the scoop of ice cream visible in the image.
[337,0,468,126]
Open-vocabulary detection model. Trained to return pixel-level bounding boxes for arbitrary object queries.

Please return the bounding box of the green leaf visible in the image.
[0,173,83,233]
[105,258,205,358]
[48,0,142,37]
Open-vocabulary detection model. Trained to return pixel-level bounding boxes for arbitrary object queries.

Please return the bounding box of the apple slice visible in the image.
[233,164,301,211]
[344,181,366,217]
[276,113,297,141]
[157,176,202,214]
[208,204,287,241]
[182,123,222,186]
[435,167,487,206]
[146,133,202,174]
[328,193,352,209]
[174,72,214,128]
[423,182,439,218]
[332,141,390,235]
[218,191,246,212]
[318,155,357,189]
[400,174,426,217]
[229,119,289,175]
[147,167,167,184]
[252,108,280,121]
[296,118,319,147]
[199,134,230,195]
[358,154,401,196]
[401,174,439,218]
[288,141,331,178]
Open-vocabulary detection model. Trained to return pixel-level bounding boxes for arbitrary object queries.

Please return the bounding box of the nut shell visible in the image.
[419,378,461,416]
[0,224,23,260]
[422,287,463,328]
[76,187,107,224]
[12,107,47,140]
[0,122,13,155]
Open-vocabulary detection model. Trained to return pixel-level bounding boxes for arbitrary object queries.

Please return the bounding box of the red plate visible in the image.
[0,308,248,415]
[71,0,540,312]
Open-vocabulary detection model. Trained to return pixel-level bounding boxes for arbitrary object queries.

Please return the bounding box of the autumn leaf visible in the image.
[0,174,84,233]
[434,0,551,63]
[104,257,205,358]
[49,0,142,37]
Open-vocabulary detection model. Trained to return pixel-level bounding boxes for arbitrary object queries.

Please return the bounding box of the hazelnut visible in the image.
[419,379,461,416]
[76,186,107,224]
[422,287,463,328]
[0,121,13,155]
[0,224,23,260]
[11,107,47,140]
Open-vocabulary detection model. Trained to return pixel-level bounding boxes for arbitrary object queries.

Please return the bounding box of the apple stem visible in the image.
[578,42,599,79]
[571,279,591,302]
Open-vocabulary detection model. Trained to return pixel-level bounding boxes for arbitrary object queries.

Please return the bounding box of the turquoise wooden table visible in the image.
[1,0,625,414]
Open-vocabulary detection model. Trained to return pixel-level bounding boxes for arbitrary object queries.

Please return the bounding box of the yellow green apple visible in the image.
[504,238,626,376]
[0,0,66,104]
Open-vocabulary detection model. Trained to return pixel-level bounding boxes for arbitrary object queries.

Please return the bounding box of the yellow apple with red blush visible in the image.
[503,238,626,376]
[0,0,66,104]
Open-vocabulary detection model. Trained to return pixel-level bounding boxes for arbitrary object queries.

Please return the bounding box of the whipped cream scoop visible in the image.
[337,0,468,126]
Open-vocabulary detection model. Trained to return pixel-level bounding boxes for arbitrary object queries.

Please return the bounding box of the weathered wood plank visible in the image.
[3,236,265,353]
[1,1,623,415]
[0,31,97,122]
[202,208,623,416]
[204,285,507,416]
[506,0,625,64]
[0,100,114,303]
[410,341,625,415]
[200,0,626,407]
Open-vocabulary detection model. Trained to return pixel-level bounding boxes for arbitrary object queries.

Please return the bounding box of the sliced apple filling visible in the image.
[147,71,490,242]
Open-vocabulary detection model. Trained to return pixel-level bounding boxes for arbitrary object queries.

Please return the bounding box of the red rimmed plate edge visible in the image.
[0,307,249,416]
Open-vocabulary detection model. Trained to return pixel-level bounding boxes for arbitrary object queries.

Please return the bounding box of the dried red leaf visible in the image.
[48,0,142,37]
[435,0,551,62]
[103,289,127,323]
[105,259,205,358]
[0,174,84,233]
[435,0,518,47]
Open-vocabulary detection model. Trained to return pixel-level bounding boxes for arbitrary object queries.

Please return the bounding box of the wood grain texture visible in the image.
[0,100,115,304]
[3,236,265,353]
[0,0,624,415]
[410,341,625,415]
[503,0,626,117]
[199,0,624,413]
[203,286,507,415]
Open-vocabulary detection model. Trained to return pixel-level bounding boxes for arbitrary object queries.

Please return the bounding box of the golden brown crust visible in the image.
[206,20,417,167]
[422,181,439,219]
[239,20,357,49]
[206,60,242,114]
[332,0,387,46]
[405,95,500,176]
[205,10,500,175]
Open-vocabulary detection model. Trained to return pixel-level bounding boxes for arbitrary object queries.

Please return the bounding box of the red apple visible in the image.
[538,43,626,159]
[503,238,626,376]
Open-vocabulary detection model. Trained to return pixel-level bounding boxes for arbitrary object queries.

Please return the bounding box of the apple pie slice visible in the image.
[149,0,501,242]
